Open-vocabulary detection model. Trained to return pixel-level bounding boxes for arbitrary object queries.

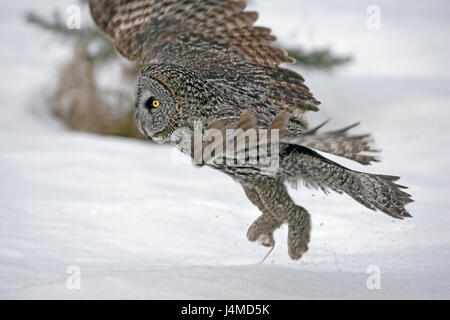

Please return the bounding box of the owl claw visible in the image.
[257,234,275,247]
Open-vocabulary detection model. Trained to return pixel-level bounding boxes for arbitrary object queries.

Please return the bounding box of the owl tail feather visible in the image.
[342,171,414,219]
[282,145,413,219]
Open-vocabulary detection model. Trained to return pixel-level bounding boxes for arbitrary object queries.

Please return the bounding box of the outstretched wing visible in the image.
[89,0,320,125]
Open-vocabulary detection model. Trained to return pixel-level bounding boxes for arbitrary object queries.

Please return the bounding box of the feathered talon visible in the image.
[257,234,275,247]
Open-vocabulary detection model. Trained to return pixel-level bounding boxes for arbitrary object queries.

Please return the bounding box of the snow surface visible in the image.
[0,115,449,299]
[1,0,450,300]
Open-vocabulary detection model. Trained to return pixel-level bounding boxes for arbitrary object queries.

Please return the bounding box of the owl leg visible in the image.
[285,205,311,260]
[241,182,282,247]
[242,179,311,260]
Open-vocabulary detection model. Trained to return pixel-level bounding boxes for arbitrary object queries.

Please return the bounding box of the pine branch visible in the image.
[287,47,352,71]
[25,11,98,41]
[25,10,118,64]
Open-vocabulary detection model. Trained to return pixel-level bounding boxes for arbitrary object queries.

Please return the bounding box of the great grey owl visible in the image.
[89,0,413,260]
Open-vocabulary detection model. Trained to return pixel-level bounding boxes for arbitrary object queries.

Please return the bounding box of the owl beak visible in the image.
[136,117,152,140]
[136,118,144,134]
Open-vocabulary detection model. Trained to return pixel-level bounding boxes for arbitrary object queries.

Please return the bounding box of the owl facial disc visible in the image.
[135,75,177,143]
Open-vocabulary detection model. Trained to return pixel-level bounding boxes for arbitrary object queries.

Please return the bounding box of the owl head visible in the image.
[135,64,222,144]
[135,65,179,143]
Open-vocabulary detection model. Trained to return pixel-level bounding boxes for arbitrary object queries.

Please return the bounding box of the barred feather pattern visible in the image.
[281,145,413,219]
[182,110,413,220]
[89,0,320,122]
[283,121,381,165]
[240,179,311,260]
[89,1,414,261]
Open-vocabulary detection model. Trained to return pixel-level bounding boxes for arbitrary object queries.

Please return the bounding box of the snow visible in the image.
[1,0,450,300]
[1,76,449,299]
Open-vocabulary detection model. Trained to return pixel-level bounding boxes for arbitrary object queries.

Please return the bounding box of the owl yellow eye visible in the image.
[145,97,161,111]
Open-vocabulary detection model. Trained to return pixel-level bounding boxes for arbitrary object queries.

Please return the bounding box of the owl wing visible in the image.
[89,0,320,123]
[282,121,381,165]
